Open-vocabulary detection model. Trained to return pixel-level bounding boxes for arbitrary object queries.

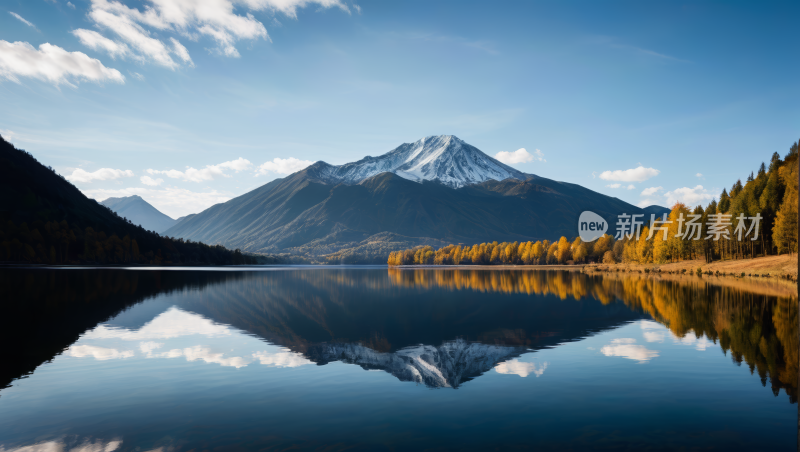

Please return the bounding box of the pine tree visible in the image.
[718,189,731,213]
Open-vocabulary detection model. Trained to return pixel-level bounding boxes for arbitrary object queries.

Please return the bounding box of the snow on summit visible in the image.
[317,135,528,188]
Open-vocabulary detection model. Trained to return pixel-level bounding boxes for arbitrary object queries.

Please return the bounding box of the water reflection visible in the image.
[0,438,123,452]
[0,267,796,451]
[2,268,797,398]
[389,268,799,401]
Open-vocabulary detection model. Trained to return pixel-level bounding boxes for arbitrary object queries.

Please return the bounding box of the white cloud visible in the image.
[72,29,130,59]
[84,307,233,341]
[640,320,665,342]
[495,359,548,377]
[89,6,182,68]
[673,331,713,351]
[256,157,314,175]
[626,184,635,190]
[605,183,621,189]
[169,37,192,64]
[163,345,251,368]
[9,12,37,29]
[67,167,134,183]
[494,148,544,165]
[0,40,124,86]
[641,186,663,196]
[252,350,314,368]
[140,175,163,186]
[663,185,713,207]
[599,166,659,182]
[130,71,144,80]
[600,338,659,362]
[67,2,77,9]
[79,0,349,67]
[139,341,163,356]
[239,0,351,18]
[696,173,703,178]
[643,331,665,342]
[147,157,251,182]
[83,186,231,217]
[66,345,135,360]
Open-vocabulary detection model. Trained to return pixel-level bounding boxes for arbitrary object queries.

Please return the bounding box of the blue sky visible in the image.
[1,0,797,217]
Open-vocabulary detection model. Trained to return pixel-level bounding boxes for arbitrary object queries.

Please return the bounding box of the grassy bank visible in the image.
[586,254,798,280]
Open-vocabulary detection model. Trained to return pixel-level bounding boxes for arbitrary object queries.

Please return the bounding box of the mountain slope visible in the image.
[101,195,177,233]
[642,204,672,218]
[165,136,651,257]
[0,135,254,265]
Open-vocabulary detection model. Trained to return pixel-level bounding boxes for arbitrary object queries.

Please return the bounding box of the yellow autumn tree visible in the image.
[557,236,571,263]
[773,155,798,255]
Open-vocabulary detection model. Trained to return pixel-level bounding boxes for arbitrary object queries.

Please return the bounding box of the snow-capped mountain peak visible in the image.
[315,135,529,188]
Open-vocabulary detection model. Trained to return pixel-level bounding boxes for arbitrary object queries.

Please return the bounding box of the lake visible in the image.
[0,267,797,451]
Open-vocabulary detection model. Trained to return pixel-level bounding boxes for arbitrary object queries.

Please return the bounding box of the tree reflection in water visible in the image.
[388,268,798,403]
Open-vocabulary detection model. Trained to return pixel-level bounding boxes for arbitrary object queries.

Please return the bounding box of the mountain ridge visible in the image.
[164,135,667,260]
[310,135,529,188]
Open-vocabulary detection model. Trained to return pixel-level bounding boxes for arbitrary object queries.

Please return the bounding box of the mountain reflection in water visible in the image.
[0,267,798,451]
[389,268,798,401]
[1,268,795,399]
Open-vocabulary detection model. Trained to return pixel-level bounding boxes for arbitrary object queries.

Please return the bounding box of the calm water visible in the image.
[0,267,797,451]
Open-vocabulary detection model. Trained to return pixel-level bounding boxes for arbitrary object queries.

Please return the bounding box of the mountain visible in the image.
[641,204,672,218]
[101,195,177,233]
[307,340,526,388]
[164,135,654,259]
[0,135,255,265]
[315,135,527,188]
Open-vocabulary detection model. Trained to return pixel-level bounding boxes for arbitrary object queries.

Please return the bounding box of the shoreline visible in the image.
[389,255,798,281]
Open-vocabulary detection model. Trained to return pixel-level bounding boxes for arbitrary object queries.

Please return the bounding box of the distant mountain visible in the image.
[165,135,656,259]
[101,195,176,233]
[641,204,672,218]
[315,135,527,188]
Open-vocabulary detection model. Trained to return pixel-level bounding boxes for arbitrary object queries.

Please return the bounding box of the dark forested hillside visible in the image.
[0,136,255,265]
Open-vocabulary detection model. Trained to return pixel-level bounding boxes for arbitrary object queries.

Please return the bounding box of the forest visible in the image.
[0,135,257,265]
[389,139,799,266]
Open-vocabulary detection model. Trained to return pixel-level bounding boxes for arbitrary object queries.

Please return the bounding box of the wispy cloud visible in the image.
[72,29,131,59]
[76,0,351,68]
[9,12,37,30]
[256,157,313,175]
[388,31,498,55]
[67,167,134,183]
[147,158,251,182]
[589,36,689,63]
